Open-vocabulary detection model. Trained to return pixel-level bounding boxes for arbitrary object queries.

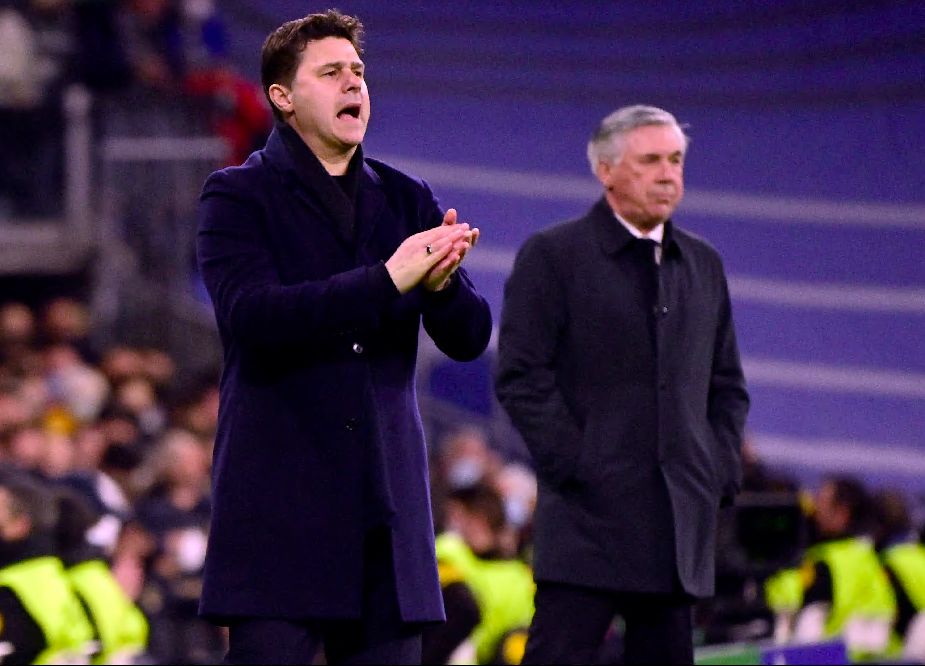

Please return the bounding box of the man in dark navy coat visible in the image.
[195,10,492,664]
[496,105,749,664]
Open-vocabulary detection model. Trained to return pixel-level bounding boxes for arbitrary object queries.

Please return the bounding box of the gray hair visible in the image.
[586,104,689,173]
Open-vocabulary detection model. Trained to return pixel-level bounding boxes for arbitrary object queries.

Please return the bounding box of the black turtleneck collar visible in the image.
[276,121,364,241]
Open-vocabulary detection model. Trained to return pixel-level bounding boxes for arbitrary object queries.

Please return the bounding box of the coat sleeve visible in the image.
[495,234,584,487]
[708,266,750,505]
[417,180,493,362]
[196,171,400,353]
[421,268,493,362]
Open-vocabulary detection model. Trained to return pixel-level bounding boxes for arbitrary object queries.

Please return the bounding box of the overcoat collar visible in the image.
[265,123,384,247]
[590,197,683,260]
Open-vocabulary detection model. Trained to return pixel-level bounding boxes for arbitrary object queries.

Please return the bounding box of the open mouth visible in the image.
[337,104,362,120]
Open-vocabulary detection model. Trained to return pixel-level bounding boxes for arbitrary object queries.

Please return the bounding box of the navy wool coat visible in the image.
[496,200,749,598]
[196,125,492,622]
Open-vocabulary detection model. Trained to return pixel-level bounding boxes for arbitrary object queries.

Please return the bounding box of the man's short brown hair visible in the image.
[261,9,364,122]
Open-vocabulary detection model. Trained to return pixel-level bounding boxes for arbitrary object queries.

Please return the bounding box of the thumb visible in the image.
[442,208,457,226]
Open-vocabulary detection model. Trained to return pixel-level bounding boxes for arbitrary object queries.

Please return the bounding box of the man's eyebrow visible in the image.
[641,150,685,158]
[316,60,365,70]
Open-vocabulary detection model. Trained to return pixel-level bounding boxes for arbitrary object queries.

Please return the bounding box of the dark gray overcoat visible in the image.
[496,199,749,597]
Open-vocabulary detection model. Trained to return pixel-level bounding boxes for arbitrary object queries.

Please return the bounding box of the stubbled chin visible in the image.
[335,126,367,146]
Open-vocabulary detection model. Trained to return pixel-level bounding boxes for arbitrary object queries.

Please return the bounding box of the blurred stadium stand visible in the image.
[215,0,925,489]
[0,85,225,388]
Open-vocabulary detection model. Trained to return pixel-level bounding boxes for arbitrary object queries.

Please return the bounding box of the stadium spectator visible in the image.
[424,483,534,665]
[765,476,896,657]
[873,489,925,640]
[134,428,218,664]
[0,472,95,662]
[55,486,149,663]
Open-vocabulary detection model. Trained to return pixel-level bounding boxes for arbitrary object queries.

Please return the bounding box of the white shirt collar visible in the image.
[614,213,664,245]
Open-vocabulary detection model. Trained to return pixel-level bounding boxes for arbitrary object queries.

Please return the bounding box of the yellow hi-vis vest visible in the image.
[765,567,805,613]
[67,560,148,664]
[436,533,534,664]
[882,542,925,612]
[805,538,897,638]
[0,556,95,664]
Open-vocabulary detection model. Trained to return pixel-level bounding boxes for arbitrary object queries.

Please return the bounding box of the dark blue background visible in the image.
[220,0,925,489]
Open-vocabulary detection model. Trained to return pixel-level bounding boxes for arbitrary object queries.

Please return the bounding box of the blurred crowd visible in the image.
[6,295,925,663]
[0,298,222,663]
[0,0,271,218]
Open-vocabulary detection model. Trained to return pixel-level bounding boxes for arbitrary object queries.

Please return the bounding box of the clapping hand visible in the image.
[384,221,471,295]
[422,208,480,292]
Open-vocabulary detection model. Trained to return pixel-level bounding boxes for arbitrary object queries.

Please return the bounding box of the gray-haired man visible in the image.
[496,105,749,664]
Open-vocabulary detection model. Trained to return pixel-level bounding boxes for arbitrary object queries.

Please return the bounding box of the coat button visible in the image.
[661,306,669,315]
[345,418,358,431]
[352,342,364,354]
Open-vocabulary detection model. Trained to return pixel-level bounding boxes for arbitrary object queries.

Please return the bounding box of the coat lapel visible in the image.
[590,198,634,257]
[590,197,684,262]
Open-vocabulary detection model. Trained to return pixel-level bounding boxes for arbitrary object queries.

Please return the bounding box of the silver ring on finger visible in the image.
[425,244,433,255]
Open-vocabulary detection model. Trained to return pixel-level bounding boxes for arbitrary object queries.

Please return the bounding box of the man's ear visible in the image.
[267,84,293,116]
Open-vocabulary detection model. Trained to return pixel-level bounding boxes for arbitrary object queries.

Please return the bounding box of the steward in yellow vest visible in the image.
[765,476,896,657]
[802,537,896,638]
[423,484,534,665]
[435,532,534,664]
[56,488,149,664]
[0,474,95,664]
[873,489,925,639]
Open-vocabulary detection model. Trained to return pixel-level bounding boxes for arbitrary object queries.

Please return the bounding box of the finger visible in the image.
[429,259,454,277]
[423,237,455,267]
[431,248,464,274]
[429,229,468,254]
[419,232,467,263]
[470,228,480,246]
[418,223,469,244]
[442,208,457,226]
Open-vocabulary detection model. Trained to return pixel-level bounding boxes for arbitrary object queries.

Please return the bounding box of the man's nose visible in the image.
[344,72,362,92]
[656,160,678,182]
